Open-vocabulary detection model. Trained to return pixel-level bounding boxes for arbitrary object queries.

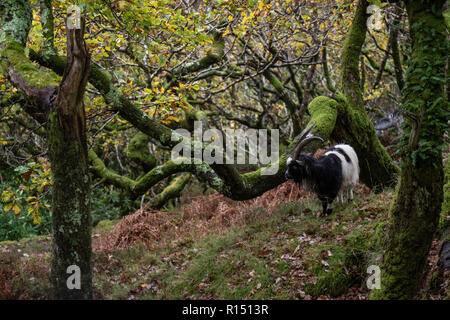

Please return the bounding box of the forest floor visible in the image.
[1,180,448,300]
[1,132,448,300]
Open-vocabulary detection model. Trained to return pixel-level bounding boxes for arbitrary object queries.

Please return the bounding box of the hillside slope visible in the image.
[0,181,448,299]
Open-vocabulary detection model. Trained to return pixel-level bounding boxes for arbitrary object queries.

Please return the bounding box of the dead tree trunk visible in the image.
[1,1,92,299]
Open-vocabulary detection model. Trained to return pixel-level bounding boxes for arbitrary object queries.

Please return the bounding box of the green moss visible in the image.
[89,149,136,190]
[333,90,399,189]
[444,9,450,29]
[339,0,368,107]
[127,132,157,170]
[307,96,338,140]
[304,246,358,297]
[332,0,399,190]
[16,63,36,72]
[371,1,448,300]
[0,0,32,46]
[48,101,92,299]
[39,0,54,52]
[172,31,224,76]
[0,239,20,246]
[150,174,191,209]
[0,39,59,88]
[439,157,450,232]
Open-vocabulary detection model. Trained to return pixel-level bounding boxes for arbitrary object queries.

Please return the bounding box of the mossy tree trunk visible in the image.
[1,0,92,299]
[333,0,399,190]
[371,0,448,299]
[48,17,92,299]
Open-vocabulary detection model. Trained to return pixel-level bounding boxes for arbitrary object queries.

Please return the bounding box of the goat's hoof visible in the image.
[325,209,333,216]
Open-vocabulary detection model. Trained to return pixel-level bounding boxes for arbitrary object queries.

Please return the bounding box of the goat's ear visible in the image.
[295,160,304,166]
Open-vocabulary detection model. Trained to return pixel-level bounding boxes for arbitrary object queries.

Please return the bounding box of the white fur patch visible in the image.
[324,144,359,194]
[286,156,293,165]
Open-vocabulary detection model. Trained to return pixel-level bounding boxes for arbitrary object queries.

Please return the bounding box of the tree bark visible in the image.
[371,0,448,299]
[48,17,92,300]
[39,0,54,53]
[149,174,191,209]
[128,131,157,172]
[389,4,404,91]
[334,0,399,190]
[1,0,92,299]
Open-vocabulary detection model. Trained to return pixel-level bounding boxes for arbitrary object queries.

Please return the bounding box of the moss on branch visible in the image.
[30,50,176,147]
[0,39,59,88]
[149,174,191,209]
[263,70,302,136]
[89,149,136,190]
[307,96,338,140]
[127,132,157,171]
[170,31,225,77]
[0,0,32,46]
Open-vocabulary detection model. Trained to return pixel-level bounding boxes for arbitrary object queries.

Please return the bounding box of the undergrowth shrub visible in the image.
[0,166,51,241]
[0,165,133,241]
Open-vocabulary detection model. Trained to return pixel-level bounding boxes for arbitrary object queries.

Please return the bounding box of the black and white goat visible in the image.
[285,122,359,216]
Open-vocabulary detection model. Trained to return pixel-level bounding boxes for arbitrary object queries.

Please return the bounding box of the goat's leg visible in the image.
[321,200,328,216]
[339,191,344,204]
[326,199,334,216]
[349,188,354,202]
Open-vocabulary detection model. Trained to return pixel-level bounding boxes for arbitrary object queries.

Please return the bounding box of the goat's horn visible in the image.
[294,136,324,159]
[292,121,321,159]
[298,120,317,142]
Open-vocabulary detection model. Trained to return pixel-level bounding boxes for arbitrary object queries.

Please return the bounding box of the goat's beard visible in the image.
[294,178,314,191]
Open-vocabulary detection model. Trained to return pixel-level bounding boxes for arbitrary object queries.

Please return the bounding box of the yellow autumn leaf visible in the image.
[4,202,13,212]
[32,208,41,225]
[2,193,11,202]
[39,181,50,192]
[118,1,127,11]
[167,116,179,122]
[13,204,21,215]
